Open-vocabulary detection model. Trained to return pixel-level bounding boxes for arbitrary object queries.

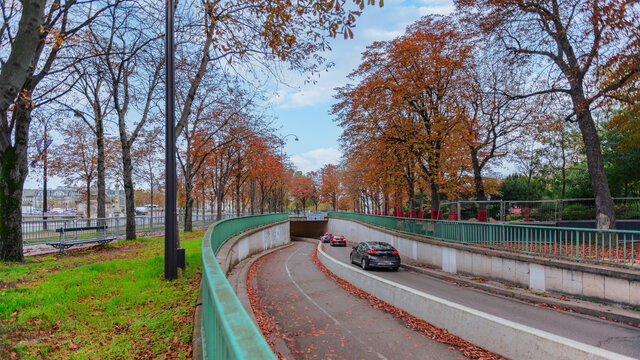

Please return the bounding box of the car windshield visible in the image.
[369,242,395,250]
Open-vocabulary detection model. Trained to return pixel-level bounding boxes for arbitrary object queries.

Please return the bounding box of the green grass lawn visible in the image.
[1,231,204,359]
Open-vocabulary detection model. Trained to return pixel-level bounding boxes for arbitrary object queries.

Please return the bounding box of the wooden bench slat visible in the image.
[48,225,115,253]
[56,225,108,233]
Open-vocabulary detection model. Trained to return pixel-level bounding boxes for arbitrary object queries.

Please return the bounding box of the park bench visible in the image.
[46,225,117,253]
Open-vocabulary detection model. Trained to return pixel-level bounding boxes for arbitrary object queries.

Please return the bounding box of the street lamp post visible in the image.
[164,0,179,281]
[280,134,298,213]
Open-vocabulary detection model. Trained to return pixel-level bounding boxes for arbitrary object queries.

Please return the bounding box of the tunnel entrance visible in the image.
[290,219,328,239]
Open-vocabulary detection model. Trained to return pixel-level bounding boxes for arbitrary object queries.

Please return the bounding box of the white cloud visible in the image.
[291,148,343,173]
[361,28,405,42]
[280,86,333,108]
[417,4,455,16]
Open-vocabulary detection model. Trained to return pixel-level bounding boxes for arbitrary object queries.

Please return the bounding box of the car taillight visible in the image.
[393,250,398,254]
[368,250,376,254]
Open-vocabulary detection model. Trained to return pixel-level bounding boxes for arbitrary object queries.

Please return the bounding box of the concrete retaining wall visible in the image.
[328,218,640,306]
[316,242,632,360]
[217,220,290,273]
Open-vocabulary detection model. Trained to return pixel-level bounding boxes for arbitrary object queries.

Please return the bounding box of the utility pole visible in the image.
[164,0,178,280]
[31,119,52,229]
[42,123,48,230]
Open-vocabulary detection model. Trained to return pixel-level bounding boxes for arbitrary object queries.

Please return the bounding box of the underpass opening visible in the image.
[289,219,328,239]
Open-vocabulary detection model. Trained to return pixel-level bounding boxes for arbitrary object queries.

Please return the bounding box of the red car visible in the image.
[321,233,333,243]
[330,234,347,247]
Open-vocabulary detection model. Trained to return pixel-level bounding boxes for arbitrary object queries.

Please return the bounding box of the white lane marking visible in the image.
[285,244,388,360]
[317,243,638,360]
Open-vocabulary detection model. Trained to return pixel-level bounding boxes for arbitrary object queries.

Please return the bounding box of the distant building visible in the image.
[22,186,126,217]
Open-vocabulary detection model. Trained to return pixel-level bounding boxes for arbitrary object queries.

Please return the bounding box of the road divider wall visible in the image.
[316,242,632,360]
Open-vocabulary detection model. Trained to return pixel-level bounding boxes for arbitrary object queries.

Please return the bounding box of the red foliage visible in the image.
[246,252,286,359]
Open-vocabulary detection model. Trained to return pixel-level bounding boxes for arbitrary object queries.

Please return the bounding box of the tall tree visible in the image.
[91,0,163,239]
[334,16,472,211]
[63,46,113,221]
[291,174,314,211]
[460,50,533,206]
[320,164,341,210]
[48,119,98,218]
[0,0,111,261]
[456,0,640,229]
[133,129,164,221]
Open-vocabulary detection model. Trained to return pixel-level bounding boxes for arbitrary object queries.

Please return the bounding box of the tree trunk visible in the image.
[384,192,389,215]
[121,146,136,240]
[470,148,487,210]
[96,114,106,220]
[86,181,92,227]
[250,179,255,215]
[561,147,566,199]
[216,191,224,221]
[405,163,415,210]
[0,145,28,262]
[574,106,616,229]
[259,182,265,214]
[87,181,91,219]
[150,172,154,225]
[201,179,205,217]
[235,180,241,217]
[430,182,441,211]
[184,178,193,231]
[0,1,46,262]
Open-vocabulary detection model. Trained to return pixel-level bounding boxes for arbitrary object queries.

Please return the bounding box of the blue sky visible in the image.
[25,0,455,189]
[273,0,455,173]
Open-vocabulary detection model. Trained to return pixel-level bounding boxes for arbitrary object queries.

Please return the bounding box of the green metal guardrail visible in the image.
[201,214,287,360]
[328,212,640,269]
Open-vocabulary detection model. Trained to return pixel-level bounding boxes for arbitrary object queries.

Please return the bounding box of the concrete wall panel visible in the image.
[317,243,630,360]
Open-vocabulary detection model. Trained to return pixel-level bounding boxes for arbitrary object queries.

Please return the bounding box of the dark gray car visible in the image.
[350,241,400,271]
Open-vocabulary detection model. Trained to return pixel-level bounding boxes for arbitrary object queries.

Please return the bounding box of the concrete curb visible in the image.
[401,263,640,326]
[316,242,633,360]
[192,282,203,360]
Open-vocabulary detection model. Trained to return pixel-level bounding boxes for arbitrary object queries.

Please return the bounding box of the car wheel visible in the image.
[392,267,399,272]
[350,254,354,264]
[361,257,369,270]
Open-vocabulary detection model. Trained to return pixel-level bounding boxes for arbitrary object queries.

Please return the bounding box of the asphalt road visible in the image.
[323,242,640,359]
[256,241,471,360]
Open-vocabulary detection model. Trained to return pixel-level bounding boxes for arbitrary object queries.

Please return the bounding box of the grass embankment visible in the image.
[1,231,204,359]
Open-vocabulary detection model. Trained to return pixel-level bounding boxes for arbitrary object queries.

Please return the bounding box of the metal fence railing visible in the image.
[201,214,286,360]
[440,197,640,223]
[22,214,233,245]
[329,212,640,269]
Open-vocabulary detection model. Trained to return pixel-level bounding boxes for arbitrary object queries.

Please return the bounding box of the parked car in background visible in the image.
[135,207,147,215]
[21,206,42,215]
[350,241,400,271]
[330,234,347,247]
[321,232,333,243]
